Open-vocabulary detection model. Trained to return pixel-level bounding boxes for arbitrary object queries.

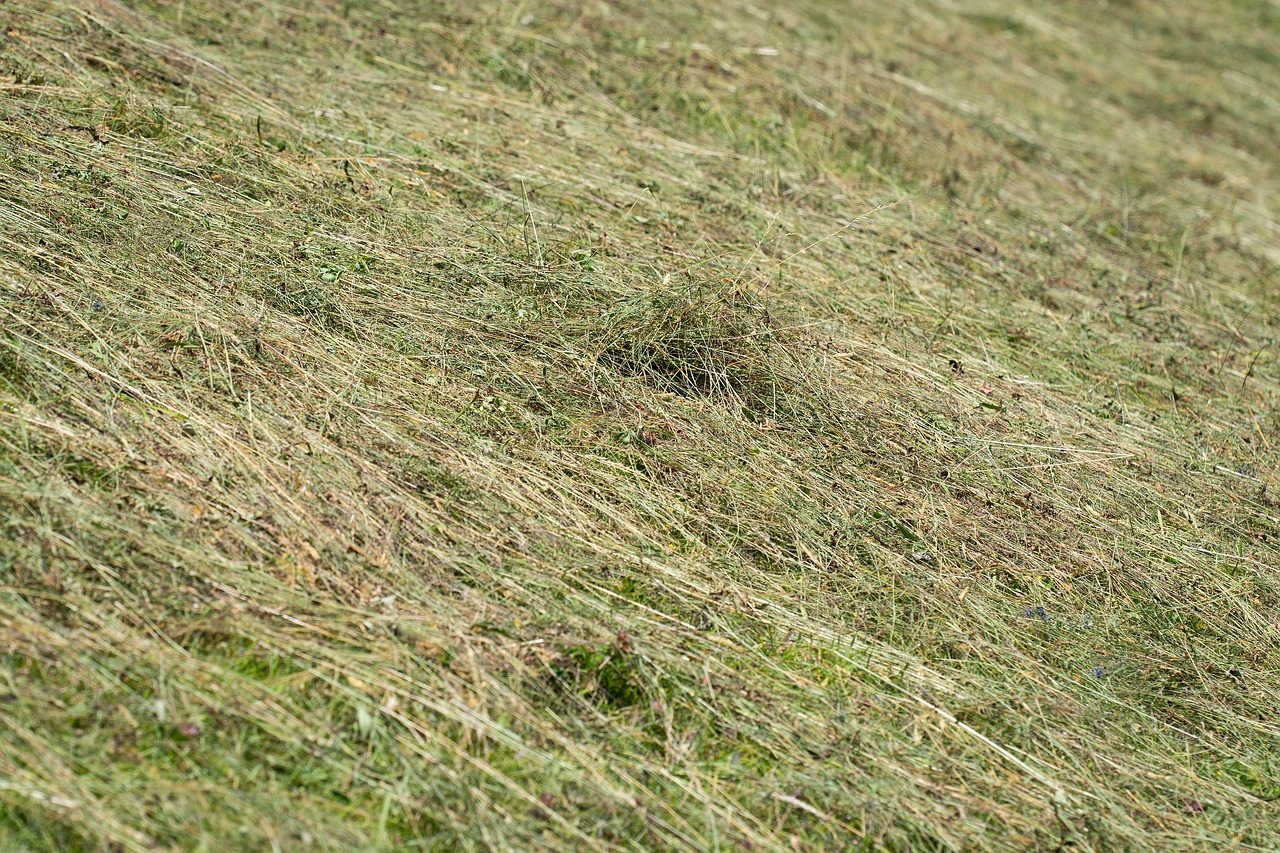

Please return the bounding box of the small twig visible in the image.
[65,124,104,144]
[1240,349,1264,391]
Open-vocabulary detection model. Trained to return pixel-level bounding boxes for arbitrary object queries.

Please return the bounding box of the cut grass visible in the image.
[1,0,1278,850]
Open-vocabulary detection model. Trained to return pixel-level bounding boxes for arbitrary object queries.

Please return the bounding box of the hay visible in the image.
[0,0,1277,849]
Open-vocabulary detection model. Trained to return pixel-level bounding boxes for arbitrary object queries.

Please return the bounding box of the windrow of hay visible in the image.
[1,0,1278,850]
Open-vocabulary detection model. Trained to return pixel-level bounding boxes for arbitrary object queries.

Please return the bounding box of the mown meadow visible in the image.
[1,0,1278,849]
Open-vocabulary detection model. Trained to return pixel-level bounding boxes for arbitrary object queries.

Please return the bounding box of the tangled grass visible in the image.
[0,0,1278,849]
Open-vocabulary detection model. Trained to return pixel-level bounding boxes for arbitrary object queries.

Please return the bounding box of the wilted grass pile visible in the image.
[1,0,1278,850]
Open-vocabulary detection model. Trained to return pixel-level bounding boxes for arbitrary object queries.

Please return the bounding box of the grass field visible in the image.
[1,0,1279,849]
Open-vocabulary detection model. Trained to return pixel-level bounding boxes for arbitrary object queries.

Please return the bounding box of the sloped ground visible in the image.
[1,0,1278,849]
